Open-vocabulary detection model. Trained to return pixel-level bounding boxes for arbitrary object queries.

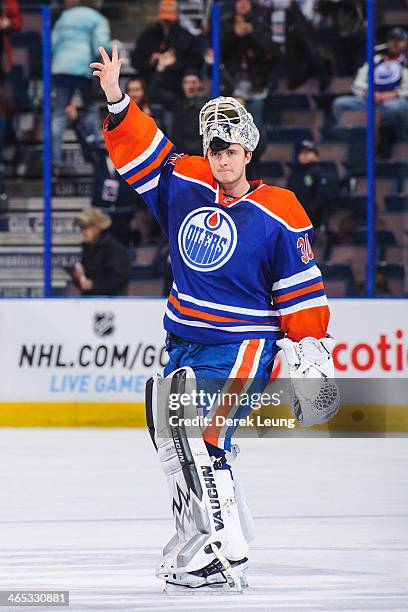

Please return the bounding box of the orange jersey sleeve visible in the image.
[264,188,330,341]
[103,98,176,230]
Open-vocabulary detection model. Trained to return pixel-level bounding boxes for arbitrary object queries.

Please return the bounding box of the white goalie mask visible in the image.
[199,96,260,157]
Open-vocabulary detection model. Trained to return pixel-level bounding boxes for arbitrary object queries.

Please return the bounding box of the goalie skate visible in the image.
[164,555,249,594]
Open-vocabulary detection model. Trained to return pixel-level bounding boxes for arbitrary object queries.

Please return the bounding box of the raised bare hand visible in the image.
[90,45,124,102]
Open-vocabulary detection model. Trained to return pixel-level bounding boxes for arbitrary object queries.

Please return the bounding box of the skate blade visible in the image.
[164,581,244,595]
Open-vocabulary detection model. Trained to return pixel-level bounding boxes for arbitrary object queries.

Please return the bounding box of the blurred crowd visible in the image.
[1,0,407,296]
[0,0,23,199]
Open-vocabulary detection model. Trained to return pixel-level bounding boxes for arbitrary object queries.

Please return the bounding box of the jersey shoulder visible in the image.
[249,185,312,231]
[168,154,216,190]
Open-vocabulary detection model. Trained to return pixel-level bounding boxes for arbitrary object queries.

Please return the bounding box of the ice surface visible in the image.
[0,429,407,611]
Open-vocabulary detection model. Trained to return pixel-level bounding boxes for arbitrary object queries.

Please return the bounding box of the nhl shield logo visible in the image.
[178,207,237,272]
[94,312,114,336]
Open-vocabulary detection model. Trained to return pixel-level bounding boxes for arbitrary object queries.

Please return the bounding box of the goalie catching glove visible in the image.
[276,336,340,427]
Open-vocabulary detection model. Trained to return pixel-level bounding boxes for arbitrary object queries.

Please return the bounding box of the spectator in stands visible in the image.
[73,207,129,296]
[332,28,408,157]
[66,103,142,247]
[125,77,152,116]
[125,76,167,131]
[51,0,111,169]
[131,0,202,97]
[284,0,330,91]
[0,0,22,76]
[148,68,205,155]
[261,0,317,48]
[0,0,22,198]
[221,0,279,126]
[286,139,338,229]
[178,0,207,38]
[201,46,235,97]
[0,88,6,200]
[316,0,366,77]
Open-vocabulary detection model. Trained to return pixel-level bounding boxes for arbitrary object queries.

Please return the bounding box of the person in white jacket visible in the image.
[332,27,408,148]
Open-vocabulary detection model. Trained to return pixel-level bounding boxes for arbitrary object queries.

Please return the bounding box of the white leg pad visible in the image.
[213,469,249,561]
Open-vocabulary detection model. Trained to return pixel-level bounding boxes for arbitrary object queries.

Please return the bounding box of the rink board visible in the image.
[0,298,407,429]
[0,402,406,434]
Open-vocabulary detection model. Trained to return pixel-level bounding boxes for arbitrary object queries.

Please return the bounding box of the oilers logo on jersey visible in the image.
[374,58,403,91]
[178,208,237,272]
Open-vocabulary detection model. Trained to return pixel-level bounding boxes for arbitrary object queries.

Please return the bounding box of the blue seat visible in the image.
[385,195,408,212]
[319,262,355,296]
[332,195,366,215]
[266,93,311,113]
[322,127,366,142]
[375,161,408,178]
[6,66,31,110]
[259,161,285,178]
[129,246,160,280]
[267,127,313,144]
[381,0,407,9]
[322,128,367,176]
[129,264,160,280]
[11,31,42,78]
[354,228,397,247]
[378,263,404,278]
[376,263,405,296]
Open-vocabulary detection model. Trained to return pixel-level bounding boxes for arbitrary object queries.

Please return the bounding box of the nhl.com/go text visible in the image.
[18,341,166,395]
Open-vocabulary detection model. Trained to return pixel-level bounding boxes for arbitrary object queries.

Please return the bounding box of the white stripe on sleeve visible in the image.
[272,265,321,292]
[117,128,165,175]
[137,173,161,194]
[276,295,328,316]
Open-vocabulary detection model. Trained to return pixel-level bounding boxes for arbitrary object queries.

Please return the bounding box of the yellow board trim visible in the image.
[0,403,146,427]
[259,404,408,433]
[0,402,406,431]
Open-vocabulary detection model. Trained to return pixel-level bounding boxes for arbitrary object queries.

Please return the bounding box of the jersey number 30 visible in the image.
[297,233,314,264]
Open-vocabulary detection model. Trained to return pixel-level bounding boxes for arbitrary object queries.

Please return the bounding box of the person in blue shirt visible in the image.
[51,0,111,168]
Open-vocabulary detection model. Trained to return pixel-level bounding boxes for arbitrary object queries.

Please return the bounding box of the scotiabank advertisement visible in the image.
[0,299,406,405]
[329,300,407,377]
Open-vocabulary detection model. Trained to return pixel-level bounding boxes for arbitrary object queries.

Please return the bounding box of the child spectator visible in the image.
[286,140,339,230]
[125,77,152,115]
[149,68,206,155]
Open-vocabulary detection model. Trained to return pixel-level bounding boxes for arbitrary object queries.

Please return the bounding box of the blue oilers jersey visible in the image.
[104,97,330,344]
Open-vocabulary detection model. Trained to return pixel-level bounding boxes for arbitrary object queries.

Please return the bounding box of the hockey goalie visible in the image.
[92,45,340,593]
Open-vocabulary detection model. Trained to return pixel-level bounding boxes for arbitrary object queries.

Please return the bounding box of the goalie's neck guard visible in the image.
[199,96,260,157]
